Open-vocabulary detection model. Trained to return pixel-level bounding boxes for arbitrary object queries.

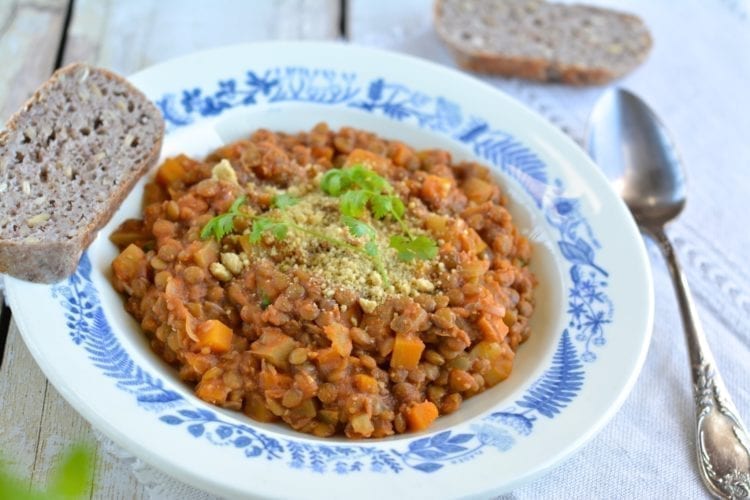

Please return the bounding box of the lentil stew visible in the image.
[110,123,536,438]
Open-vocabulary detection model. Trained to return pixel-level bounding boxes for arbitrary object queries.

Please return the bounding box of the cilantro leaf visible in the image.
[249,217,289,243]
[200,195,246,241]
[321,169,348,195]
[391,197,405,219]
[364,240,379,257]
[370,194,405,220]
[272,193,299,209]
[348,165,391,192]
[341,215,376,239]
[340,190,371,218]
[389,235,439,262]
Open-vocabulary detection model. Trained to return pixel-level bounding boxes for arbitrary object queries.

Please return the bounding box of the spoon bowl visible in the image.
[587,89,687,230]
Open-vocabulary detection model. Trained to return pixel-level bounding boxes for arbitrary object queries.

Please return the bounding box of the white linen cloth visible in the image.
[69,0,750,497]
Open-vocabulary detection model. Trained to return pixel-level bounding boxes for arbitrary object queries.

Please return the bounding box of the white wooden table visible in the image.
[1,1,748,498]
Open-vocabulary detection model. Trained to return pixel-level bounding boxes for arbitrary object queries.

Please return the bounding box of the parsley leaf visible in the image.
[389,235,439,262]
[370,194,404,220]
[341,215,376,239]
[320,169,348,195]
[272,193,299,209]
[339,190,371,218]
[200,195,246,241]
[364,240,379,257]
[249,217,289,243]
[321,164,438,266]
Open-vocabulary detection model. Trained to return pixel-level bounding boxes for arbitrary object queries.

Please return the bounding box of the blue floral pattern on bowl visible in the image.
[51,66,612,474]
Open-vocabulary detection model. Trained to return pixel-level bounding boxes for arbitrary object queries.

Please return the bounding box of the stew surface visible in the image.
[110,123,536,438]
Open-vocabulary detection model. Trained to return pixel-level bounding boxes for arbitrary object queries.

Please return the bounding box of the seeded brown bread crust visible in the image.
[434,0,652,85]
[0,63,164,283]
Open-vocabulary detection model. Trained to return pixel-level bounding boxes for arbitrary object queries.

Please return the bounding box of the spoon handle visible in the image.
[652,228,750,498]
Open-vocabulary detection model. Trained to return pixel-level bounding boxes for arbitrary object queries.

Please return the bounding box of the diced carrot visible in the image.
[156,156,187,186]
[354,374,379,394]
[344,148,390,173]
[405,401,439,432]
[390,334,425,371]
[476,314,509,343]
[421,174,453,201]
[196,319,234,354]
[112,244,147,282]
[251,329,297,368]
[324,323,352,357]
[315,347,348,380]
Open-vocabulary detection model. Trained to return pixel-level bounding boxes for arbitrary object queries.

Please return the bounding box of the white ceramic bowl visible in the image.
[5,42,653,499]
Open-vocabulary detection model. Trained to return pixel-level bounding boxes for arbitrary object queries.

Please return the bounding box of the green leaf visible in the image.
[0,468,35,500]
[389,235,438,262]
[321,169,346,195]
[259,291,271,309]
[269,223,288,240]
[370,194,404,220]
[248,217,289,244]
[341,215,376,239]
[391,197,405,218]
[272,193,299,209]
[48,444,94,497]
[248,218,269,243]
[200,195,246,241]
[370,194,392,219]
[348,165,391,193]
[364,240,379,257]
[339,190,371,218]
[228,195,247,213]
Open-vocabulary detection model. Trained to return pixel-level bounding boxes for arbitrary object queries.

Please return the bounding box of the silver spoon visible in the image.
[587,88,750,499]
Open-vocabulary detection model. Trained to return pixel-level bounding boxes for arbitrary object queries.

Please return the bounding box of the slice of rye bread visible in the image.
[434,0,653,85]
[0,63,164,283]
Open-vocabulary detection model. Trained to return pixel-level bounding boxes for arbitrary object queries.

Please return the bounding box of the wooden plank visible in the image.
[29,382,97,498]
[0,0,69,119]
[0,326,51,491]
[0,0,68,495]
[63,0,342,74]
[4,1,342,497]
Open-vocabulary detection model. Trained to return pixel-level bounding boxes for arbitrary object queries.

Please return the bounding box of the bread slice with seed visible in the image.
[0,63,164,283]
[434,0,652,85]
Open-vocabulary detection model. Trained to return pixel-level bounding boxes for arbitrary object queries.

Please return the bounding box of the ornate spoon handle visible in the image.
[653,228,750,498]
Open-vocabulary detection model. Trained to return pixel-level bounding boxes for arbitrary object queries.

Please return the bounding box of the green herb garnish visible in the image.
[321,165,436,261]
[199,166,439,288]
[248,216,289,243]
[390,234,439,262]
[271,193,299,209]
[200,195,246,241]
[259,291,271,309]
[341,215,377,239]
